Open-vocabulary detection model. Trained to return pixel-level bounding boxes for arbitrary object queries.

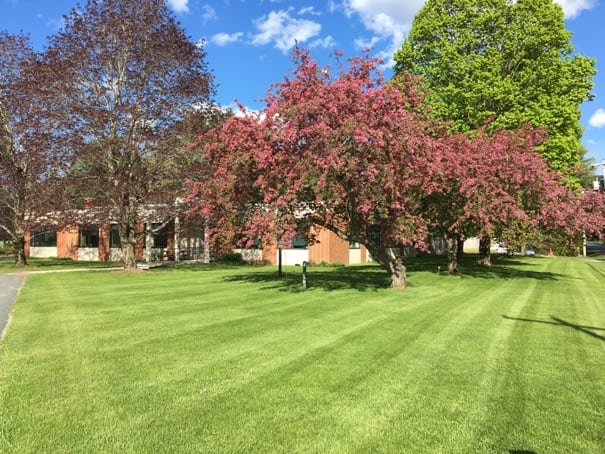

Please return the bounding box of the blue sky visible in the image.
[1,0,604,170]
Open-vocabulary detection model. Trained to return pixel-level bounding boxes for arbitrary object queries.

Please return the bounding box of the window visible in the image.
[79,226,99,248]
[31,231,57,247]
[291,236,308,249]
[349,241,360,249]
[150,223,168,249]
[110,225,121,248]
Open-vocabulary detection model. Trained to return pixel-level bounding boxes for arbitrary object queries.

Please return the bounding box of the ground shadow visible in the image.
[503,315,605,342]
[224,265,391,293]
[408,254,566,282]
[221,254,569,292]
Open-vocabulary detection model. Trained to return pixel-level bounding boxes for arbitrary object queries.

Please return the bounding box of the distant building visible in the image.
[25,219,205,263]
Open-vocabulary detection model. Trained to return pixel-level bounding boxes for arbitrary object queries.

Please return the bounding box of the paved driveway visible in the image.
[0,275,24,339]
[587,241,605,256]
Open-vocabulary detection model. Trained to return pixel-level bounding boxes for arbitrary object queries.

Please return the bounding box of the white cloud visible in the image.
[211,32,244,46]
[354,36,381,51]
[343,0,424,67]
[201,5,217,23]
[299,6,322,16]
[310,35,337,49]
[251,10,321,53]
[554,0,597,19]
[167,0,190,14]
[589,108,605,128]
[344,0,424,35]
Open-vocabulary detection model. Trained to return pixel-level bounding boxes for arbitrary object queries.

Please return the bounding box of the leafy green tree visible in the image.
[394,0,595,176]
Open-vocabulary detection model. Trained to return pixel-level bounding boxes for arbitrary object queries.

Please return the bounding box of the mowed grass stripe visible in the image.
[1,257,604,452]
[469,257,605,452]
[162,280,500,452]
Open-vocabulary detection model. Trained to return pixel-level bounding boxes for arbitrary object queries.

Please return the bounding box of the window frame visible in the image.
[79,225,100,249]
[31,230,57,247]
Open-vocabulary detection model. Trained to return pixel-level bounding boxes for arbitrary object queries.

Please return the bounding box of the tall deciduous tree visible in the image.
[0,32,66,266]
[41,0,214,270]
[394,0,595,176]
[189,50,442,289]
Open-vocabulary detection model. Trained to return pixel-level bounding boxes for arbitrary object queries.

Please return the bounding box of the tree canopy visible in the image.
[426,125,605,270]
[0,32,67,265]
[40,0,215,269]
[393,0,595,177]
[189,50,444,288]
[188,48,604,288]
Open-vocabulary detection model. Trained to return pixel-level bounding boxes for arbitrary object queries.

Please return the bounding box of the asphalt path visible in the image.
[587,240,605,256]
[0,274,24,340]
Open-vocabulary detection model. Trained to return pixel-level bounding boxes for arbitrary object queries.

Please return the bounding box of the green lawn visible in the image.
[0,257,122,274]
[1,256,604,452]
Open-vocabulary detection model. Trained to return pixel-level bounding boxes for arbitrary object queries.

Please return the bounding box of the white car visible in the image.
[492,243,507,255]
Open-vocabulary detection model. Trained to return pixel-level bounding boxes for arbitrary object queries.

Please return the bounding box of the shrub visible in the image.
[220,253,246,265]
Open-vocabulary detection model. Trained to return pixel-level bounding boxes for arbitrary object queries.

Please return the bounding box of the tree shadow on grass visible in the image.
[223,265,392,293]
[154,262,253,272]
[222,254,565,292]
[502,315,605,342]
[409,255,567,282]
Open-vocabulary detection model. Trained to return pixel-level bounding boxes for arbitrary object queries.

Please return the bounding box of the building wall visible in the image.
[234,248,264,263]
[110,248,123,262]
[77,248,99,261]
[463,237,480,254]
[25,218,184,263]
[30,247,58,258]
[259,227,355,266]
[99,222,111,262]
[57,227,79,260]
[308,227,350,265]
[348,245,369,264]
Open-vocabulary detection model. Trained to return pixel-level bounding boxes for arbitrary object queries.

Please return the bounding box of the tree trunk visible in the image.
[13,235,27,267]
[388,257,407,289]
[144,224,153,263]
[174,215,180,262]
[203,218,211,263]
[478,235,491,267]
[446,235,459,274]
[122,240,137,270]
[366,243,407,289]
[457,237,464,260]
[119,222,138,271]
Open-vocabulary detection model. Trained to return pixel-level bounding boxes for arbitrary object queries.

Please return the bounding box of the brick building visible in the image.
[236,227,370,266]
[24,220,205,263]
[26,219,370,266]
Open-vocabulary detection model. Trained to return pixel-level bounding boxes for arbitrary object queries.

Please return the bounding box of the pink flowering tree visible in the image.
[428,125,605,270]
[188,49,442,288]
[188,48,605,286]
